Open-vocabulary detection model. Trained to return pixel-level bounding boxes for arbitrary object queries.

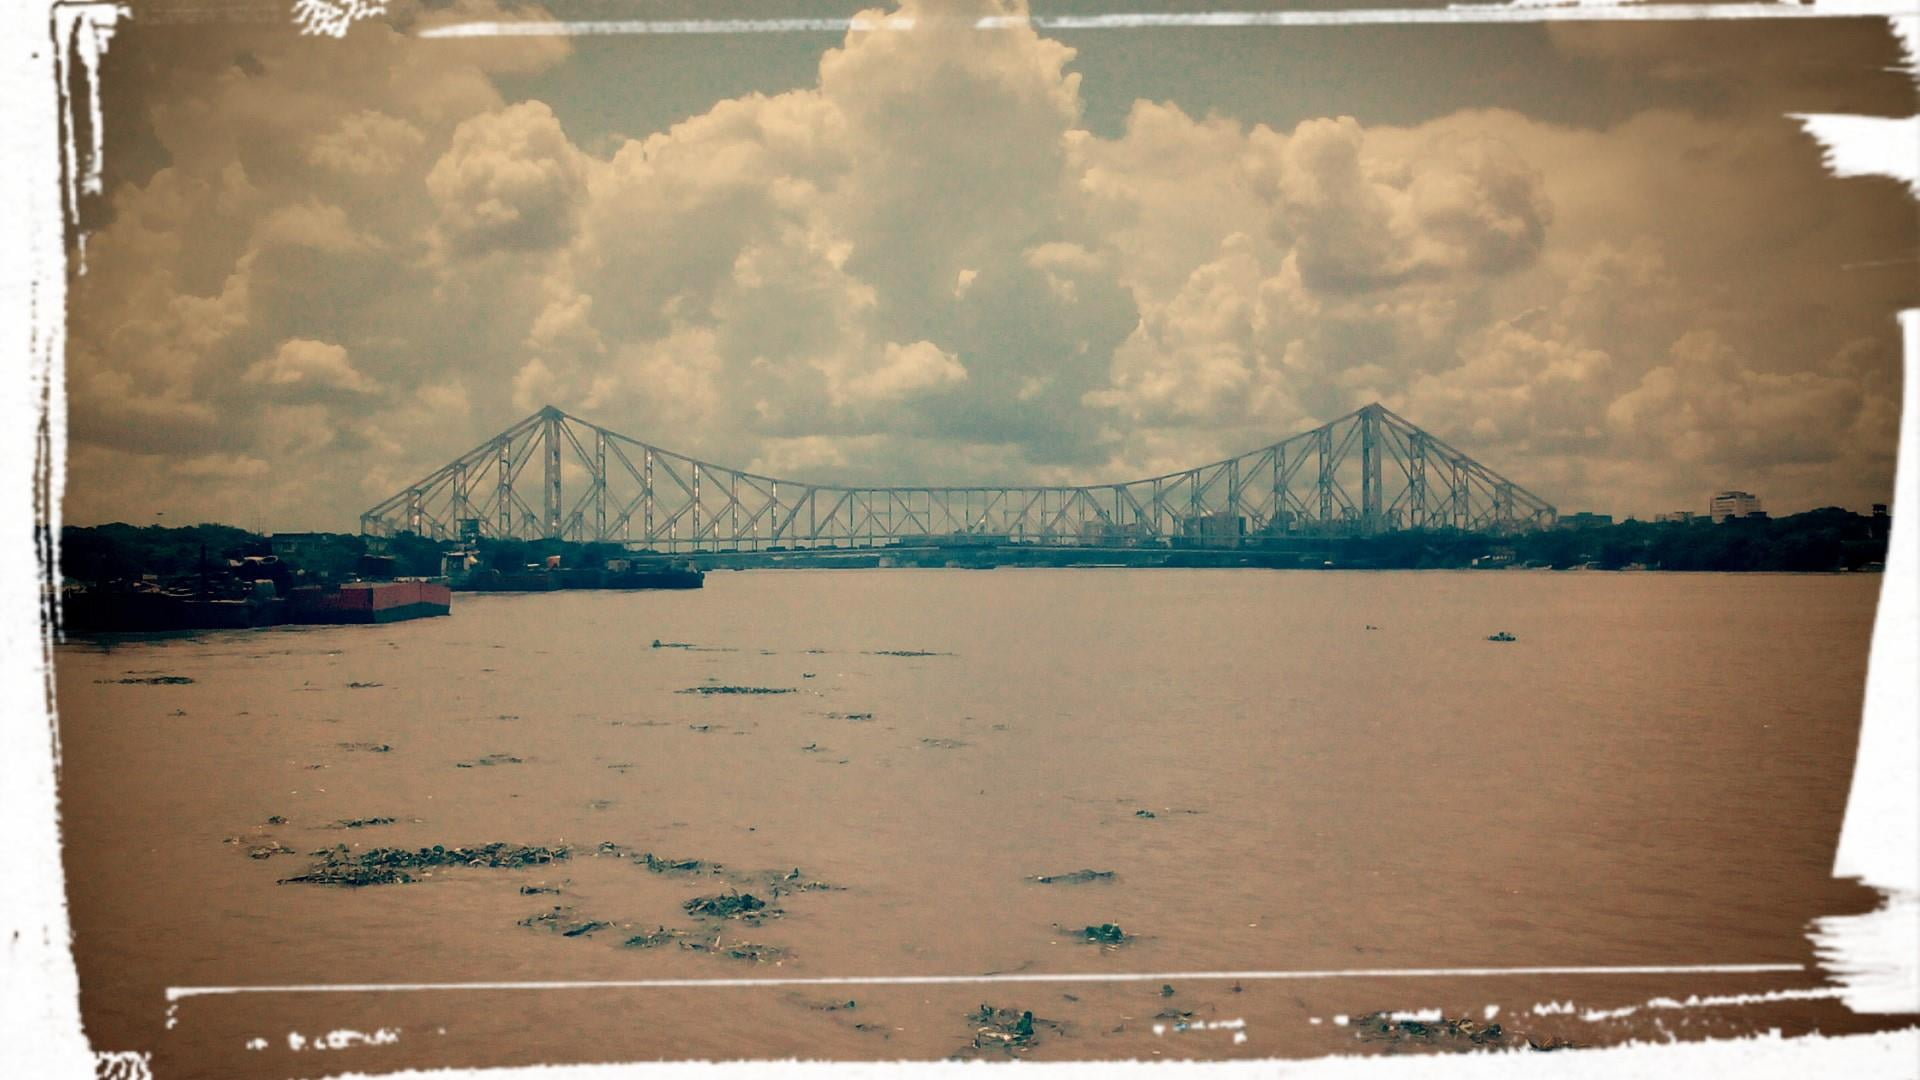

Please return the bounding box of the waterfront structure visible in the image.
[1710,491,1763,523]
[1559,512,1614,529]
[362,403,1557,551]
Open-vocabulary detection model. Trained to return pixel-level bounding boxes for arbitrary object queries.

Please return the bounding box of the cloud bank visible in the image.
[66,0,1914,529]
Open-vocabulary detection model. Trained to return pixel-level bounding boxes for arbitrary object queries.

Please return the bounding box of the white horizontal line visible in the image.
[167,963,1804,1001]
[417,5,1913,38]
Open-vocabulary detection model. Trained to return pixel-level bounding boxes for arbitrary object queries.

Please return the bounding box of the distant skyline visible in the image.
[66,0,1918,531]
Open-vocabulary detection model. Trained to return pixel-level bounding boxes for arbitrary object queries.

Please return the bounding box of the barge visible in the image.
[285,581,452,624]
[455,564,703,592]
[61,580,451,634]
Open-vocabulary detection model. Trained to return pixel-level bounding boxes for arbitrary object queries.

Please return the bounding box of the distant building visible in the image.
[1558,512,1613,530]
[266,531,331,556]
[1078,519,1150,546]
[1710,491,1763,523]
[1655,511,1695,524]
[1177,510,1245,547]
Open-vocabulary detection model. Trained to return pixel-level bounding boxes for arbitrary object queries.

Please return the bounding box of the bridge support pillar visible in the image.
[1361,405,1383,536]
[542,407,562,540]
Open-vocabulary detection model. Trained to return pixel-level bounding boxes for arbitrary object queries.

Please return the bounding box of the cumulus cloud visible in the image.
[841,340,969,405]
[1607,330,1876,470]
[61,0,1914,529]
[307,109,428,178]
[1271,116,1551,292]
[427,100,589,255]
[243,339,380,395]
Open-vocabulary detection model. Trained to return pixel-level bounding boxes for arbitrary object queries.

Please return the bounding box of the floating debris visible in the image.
[1028,869,1116,886]
[921,737,967,750]
[682,936,787,962]
[768,867,839,895]
[866,650,950,657]
[455,753,523,768]
[683,891,771,920]
[652,640,693,649]
[520,884,561,895]
[331,817,397,829]
[347,681,384,689]
[1134,809,1157,819]
[954,1003,1058,1059]
[518,906,609,938]
[829,712,873,722]
[1081,923,1127,945]
[622,927,686,949]
[338,742,392,753]
[641,853,706,874]
[278,842,568,887]
[246,842,295,860]
[1487,632,1518,643]
[1352,1013,1515,1051]
[266,815,289,826]
[678,686,795,695]
[98,675,194,685]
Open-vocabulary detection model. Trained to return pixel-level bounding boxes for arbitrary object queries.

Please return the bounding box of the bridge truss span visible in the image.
[360,403,1557,551]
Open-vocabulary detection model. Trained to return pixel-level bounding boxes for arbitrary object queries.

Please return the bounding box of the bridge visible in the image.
[360,403,1556,552]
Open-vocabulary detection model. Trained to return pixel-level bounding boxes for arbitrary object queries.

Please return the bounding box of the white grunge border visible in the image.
[4,3,1917,1079]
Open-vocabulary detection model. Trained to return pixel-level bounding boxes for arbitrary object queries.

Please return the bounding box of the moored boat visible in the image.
[602,566,704,590]
[285,581,452,624]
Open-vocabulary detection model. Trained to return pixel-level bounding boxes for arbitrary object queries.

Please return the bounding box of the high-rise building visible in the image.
[1710,491,1762,523]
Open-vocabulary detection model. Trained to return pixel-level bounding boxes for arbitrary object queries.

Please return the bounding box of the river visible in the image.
[50,568,1899,1075]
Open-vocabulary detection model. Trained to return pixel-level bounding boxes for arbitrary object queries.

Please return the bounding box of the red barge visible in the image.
[284,581,452,624]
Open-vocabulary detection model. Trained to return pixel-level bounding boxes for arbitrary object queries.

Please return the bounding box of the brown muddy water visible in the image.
[50,569,1906,1076]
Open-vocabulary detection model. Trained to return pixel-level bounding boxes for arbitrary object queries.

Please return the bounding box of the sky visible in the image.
[66,0,1919,532]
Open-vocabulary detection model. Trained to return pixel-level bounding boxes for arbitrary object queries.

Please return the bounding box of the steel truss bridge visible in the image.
[361,403,1556,551]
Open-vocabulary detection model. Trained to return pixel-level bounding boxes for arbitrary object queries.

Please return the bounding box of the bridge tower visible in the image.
[1360,403,1384,536]
[542,406,563,540]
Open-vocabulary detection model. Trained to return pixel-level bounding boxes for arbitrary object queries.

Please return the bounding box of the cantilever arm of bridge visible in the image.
[360,402,1556,551]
